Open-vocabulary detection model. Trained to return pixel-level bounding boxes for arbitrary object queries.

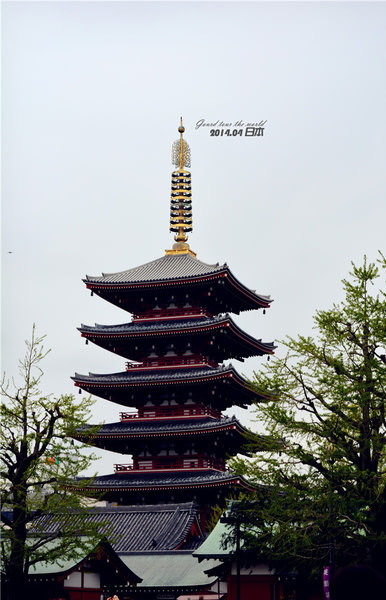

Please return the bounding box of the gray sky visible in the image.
[2,1,385,475]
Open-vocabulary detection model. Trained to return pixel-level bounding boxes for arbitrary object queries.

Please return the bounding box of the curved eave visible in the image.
[72,367,252,389]
[74,419,251,450]
[78,316,275,361]
[72,367,266,408]
[84,270,227,289]
[78,474,256,494]
[224,267,272,310]
[83,265,272,314]
[84,254,225,285]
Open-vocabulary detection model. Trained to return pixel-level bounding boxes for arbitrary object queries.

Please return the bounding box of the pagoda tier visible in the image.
[72,364,270,410]
[73,415,253,457]
[78,314,275,363]
[83,253,272,316]
[77,469,256,507]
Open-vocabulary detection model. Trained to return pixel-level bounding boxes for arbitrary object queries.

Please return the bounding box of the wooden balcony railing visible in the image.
[120,405,222,421]
[132,308,212,321]
[114,456,226,473]
[125,355,218,371]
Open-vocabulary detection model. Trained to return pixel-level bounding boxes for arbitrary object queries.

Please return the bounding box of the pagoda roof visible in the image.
[78,469,256,494]
[79,415,248,438]
[33,502,203,553]
[85,253,225,284]
[72,364,268,408]
[84,253,272,314]
[74,415,255,456]
[78,314,275,361]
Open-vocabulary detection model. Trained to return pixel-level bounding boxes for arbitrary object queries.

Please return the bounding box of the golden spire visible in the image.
[165,118,196,257]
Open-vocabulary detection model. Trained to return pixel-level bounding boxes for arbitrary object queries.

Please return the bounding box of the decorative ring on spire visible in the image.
[170,119,192,242]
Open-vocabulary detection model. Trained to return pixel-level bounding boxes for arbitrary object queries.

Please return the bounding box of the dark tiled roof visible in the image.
[85,254,225,284]
[78,315,275,355]
[33,502,202,553]
[72,364,262,409]
[79,415,248,437]
[80,316,220,334]
[81,469,254,492]
[73,364,246,386]
[83,254,272,313]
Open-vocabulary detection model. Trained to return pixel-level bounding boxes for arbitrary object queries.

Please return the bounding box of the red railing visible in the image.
[120,405,221,421]
[114,456,226,473]
[132,308,212,321]
[125,356,218,371]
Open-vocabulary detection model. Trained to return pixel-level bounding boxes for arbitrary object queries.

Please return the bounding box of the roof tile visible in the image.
[33,502,201,553]
[85,254,224,284]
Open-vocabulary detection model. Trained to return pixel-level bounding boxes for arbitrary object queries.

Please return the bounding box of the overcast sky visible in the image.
[2,1,385,475]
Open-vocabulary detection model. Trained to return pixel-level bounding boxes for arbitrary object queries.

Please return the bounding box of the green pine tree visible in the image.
[230,255,386,582]
[1,326,104,600]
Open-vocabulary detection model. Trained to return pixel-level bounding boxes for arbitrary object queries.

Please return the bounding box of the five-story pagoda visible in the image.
[73,120,274,526]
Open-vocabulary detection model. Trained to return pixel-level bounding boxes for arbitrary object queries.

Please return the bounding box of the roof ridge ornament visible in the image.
[166,118,197,257]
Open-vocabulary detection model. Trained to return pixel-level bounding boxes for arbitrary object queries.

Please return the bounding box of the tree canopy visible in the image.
[230,255,386,580]
[0,326,103,600]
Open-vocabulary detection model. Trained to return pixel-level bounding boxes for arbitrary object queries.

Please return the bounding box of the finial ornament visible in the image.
[166,118,196,257]
[172,117,191,170]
